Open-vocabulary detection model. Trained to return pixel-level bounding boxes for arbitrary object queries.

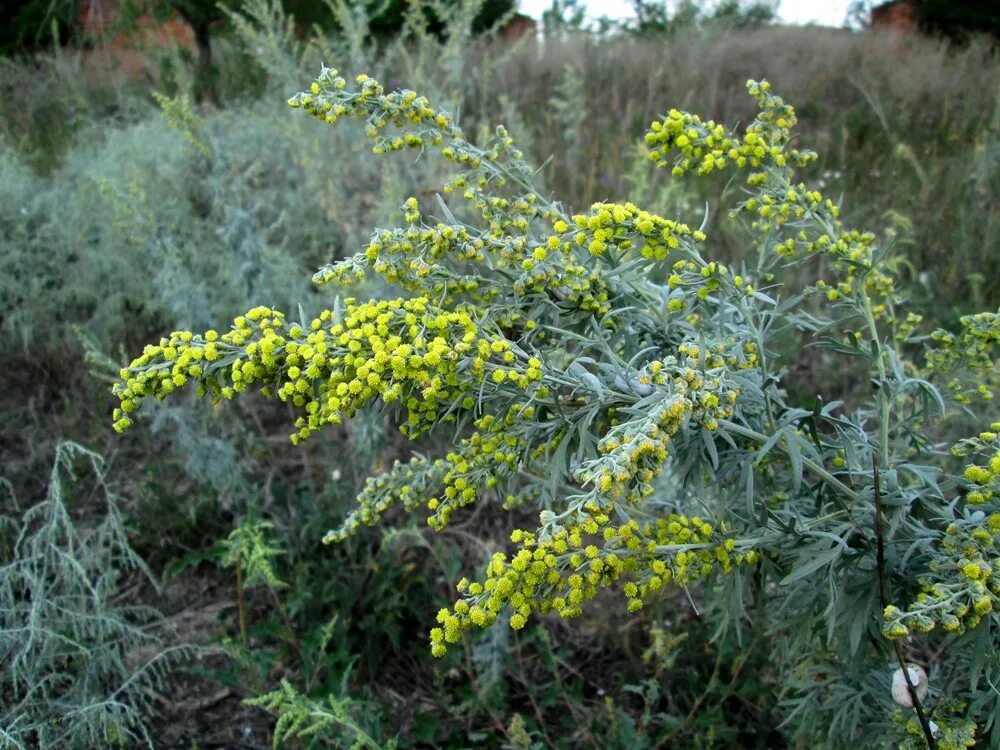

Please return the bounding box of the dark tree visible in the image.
[914,0,1000,42]
[1,0,79,54]
[163,0,234,104]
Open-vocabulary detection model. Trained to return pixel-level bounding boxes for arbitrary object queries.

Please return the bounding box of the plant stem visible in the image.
[860,284,891,463]
[235,551,249,651]
[891,640,937,750]
[267,584,304,668]
[873,453,936,750]
[873,454,889,608]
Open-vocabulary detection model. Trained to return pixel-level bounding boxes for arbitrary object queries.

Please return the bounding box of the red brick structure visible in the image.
[79,0,114,37]
[498,13,537,42]
[78,0,195,77]
[871,0,919,33]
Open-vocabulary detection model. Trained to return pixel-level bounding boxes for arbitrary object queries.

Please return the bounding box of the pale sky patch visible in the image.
[518,0,855,28]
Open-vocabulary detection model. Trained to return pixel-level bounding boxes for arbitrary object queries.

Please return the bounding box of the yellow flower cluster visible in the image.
[667,257,757,306]
[884,426,1000,638]
[676,339,759,373]
[644,80,815,178]
[736,172,898,308]
[293,68,558,265]
[809,229,894,303]
[324,455,445,543]
[924,310,1000,403]
[120,71,805,661]
[556,202,706,262]
[892,311,925,344]
[742,176,897,306]
[442,124,554,228]
[293,71,628,322]
[645,108,734,176]
[426,365,747,655]
[425,406,537,530]
[113,298,534,443]
[430,512,757,656]
[883,517,1000,638]
[513,254,613,316]
[740,184,828,235]
[574,393,693,508]
[325,405,543,541]
[895,707,977,750]
[314,197,491,303]
[289,69,458,154]
[644,80,902,308]
[953,425,1000,505]
[112,305,297,434]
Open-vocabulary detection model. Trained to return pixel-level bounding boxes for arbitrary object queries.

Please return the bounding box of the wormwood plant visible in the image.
[0,443,190,748]
[113,70,1000,747]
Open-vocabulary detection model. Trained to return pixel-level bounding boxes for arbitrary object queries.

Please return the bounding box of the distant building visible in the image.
[871,0,919,33]
[498,13,537,42]
[79,0,114,38]
[77,0,195,77]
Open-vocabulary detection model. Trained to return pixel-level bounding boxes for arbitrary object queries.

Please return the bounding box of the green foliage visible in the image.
[627,0,777,36]
[3,6,1000,747]
[0,1,79,54]
[0,443,190,748]
[0,96,330,355]
[343,0,517,38]
[115,66,1000,749]
[221,517,286,589]
[246,678,387,749]
[151,0,517,39]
